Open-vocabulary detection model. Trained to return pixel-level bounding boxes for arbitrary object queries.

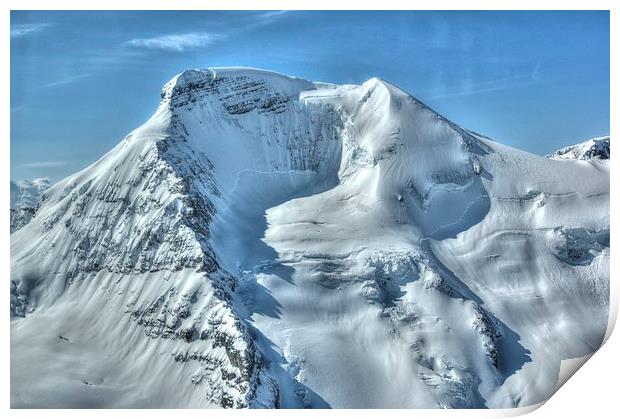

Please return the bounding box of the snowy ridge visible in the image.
[11,90,274,407]
[546,135,610,160]
[11,68,610,408]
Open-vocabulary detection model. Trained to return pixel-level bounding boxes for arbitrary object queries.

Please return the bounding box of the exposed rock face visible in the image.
[10,68,609,409]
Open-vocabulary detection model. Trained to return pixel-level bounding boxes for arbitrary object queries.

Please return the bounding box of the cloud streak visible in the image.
[11,23,52,38]
[121,12,289,54]
[125,32,222,52]
[40,73,93,89]
[256,10,289,21]
[423,72,541,101]
[19,161,67,169]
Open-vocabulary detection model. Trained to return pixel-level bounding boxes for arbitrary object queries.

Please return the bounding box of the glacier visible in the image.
[10,67,610,409]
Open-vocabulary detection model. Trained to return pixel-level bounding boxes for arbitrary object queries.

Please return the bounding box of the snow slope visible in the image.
[10,68,610,409]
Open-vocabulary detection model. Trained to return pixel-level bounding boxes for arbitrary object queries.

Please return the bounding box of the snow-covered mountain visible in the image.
[547,136,610,160]
[10,178,50,232]
[10,68,610,409]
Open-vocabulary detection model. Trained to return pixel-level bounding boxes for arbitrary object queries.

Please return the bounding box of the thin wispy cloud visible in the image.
[121,12,288,54]
[40,73,93,89]
[11,23,52,38]
[256,10,289,21]
[423,71,542,100]
[19,161,67,169]
[125,32,222,52]
[243,10,291,31]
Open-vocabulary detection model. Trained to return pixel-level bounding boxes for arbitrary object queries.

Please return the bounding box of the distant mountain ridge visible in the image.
[547,136,610,160]
[10,178,50,209]
[10,178,50,233]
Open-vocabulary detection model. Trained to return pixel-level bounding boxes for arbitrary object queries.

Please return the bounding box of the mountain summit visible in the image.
[10,68,610,409]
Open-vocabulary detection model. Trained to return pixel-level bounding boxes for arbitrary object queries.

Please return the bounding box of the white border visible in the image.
[2,1,617,418]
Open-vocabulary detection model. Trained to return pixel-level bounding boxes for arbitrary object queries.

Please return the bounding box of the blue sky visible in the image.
[11,10,609,182]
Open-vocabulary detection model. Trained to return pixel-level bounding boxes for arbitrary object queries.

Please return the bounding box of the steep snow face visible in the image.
[10,68,610,409]
[547,136,610,160]
[160,68,343,190]
[10,178,50,232]
[11,81,275,408]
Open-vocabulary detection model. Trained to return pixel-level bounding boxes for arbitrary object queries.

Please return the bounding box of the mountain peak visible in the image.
[11,68,610,409]
[160,67,316,104]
